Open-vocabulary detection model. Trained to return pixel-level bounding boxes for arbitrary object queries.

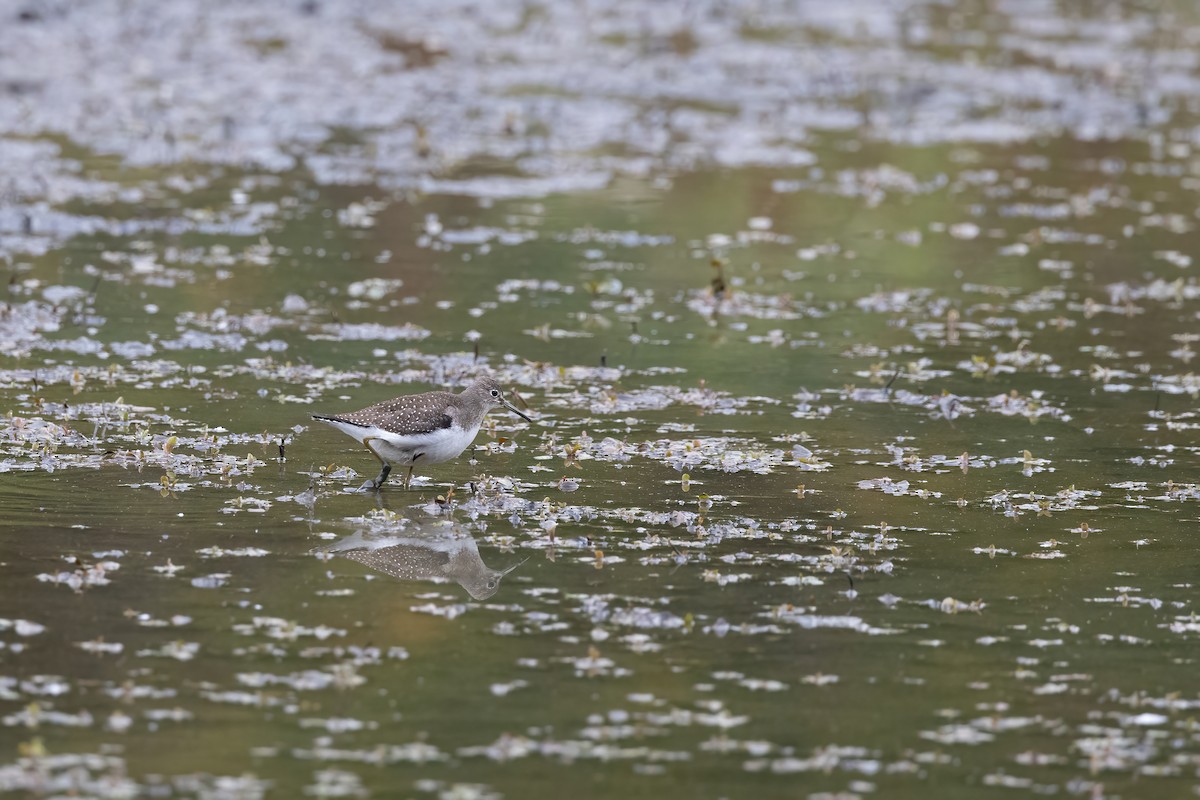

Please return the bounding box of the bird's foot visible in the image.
[358,479,381,493]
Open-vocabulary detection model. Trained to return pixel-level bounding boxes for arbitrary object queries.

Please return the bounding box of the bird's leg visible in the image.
[403,453,423,491]
[374,463,392,487]
[360,439,391,492]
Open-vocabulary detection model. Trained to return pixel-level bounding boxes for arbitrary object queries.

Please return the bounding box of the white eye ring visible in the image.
[490,389,500,397]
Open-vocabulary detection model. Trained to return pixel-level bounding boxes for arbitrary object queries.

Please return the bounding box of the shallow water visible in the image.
[4,2,1200,799]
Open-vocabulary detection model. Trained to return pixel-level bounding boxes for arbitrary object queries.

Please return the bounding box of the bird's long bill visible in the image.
[501,556,530,575]
[502,396,532,422]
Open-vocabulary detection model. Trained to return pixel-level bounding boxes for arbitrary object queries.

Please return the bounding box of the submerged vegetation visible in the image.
[2,1,1200,798]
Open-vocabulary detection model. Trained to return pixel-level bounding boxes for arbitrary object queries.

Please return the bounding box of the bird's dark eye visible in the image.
[490,389,500,397]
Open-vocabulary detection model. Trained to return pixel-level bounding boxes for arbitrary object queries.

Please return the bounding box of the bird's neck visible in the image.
[452,403,488,431]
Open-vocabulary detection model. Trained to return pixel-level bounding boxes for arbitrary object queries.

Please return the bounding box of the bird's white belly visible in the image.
[370,424,480,466]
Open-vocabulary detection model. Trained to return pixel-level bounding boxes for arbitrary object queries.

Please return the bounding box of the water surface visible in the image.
[3,2,1200,799]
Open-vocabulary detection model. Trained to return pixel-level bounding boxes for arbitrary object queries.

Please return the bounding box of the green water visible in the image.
[3,133,1199,799]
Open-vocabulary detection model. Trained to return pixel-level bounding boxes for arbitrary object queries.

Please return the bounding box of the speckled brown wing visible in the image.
[334,390,456,435]
[341,545,450,581]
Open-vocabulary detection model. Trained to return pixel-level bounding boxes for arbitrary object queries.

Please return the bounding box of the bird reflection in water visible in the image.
[322,523,527,600]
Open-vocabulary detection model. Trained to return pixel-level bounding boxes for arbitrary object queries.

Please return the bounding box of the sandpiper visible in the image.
[322,525,527,600]
[312,376,531,491]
